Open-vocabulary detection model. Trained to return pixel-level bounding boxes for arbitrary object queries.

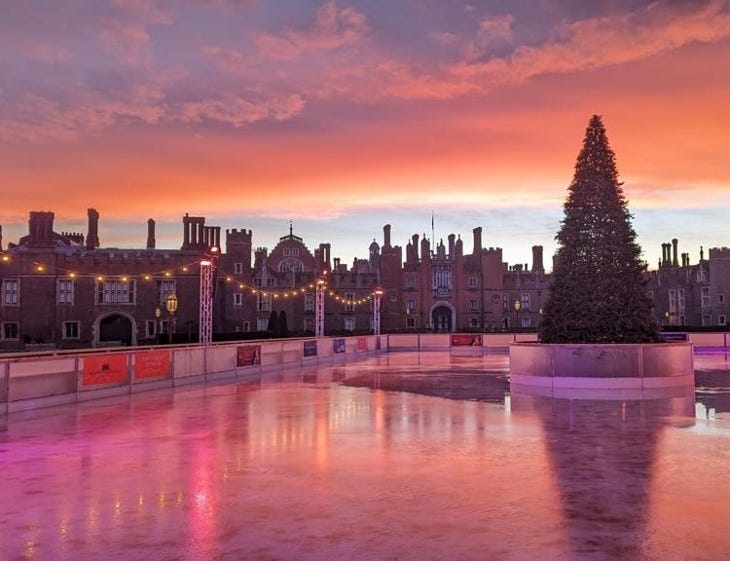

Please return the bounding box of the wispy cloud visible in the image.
[254,0,369,60]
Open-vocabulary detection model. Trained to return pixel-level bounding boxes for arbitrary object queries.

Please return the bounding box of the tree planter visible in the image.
[509,342,694,394]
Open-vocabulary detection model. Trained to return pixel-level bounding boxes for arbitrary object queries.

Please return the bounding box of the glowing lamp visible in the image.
[201,259,211,266]
[166,293,178,314]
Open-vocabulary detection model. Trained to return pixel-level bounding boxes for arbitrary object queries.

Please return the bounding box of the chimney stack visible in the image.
[86,208,99,249]
[383,224,391,249]
[146,219,156,249]
[672,238,679,267]
[531,245,544,273]
[472,227,482,255]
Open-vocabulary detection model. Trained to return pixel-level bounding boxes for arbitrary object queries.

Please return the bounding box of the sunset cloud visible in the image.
[0,0,729,268]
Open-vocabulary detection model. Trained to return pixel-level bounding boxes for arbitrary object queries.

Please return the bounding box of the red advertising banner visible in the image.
[135,350,171,380]
[451,334,482,347]
[357,337,367,351]
[83,354,128,386]
[237,345,261,367]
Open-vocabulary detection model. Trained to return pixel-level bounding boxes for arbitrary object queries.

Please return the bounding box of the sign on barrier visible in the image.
[135,350,171,380]
[303,341,317,357]
[333,339,346,354]
[357,337,367,351]
[83,354,128,386]
[237,345,261,367]
[451,334,482,347]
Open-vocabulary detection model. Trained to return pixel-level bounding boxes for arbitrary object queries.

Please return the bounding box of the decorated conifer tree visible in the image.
[538,115,661,343]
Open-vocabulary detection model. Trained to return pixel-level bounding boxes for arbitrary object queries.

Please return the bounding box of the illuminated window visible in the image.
[159,280,176,305]
[2,278,19,306]
[97,279,136,304]
[57,279,74,305]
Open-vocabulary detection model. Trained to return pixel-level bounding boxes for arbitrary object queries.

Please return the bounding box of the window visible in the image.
[257,318,269,331]
[520,317,532,328]
[668,289,677,314]
[503,295,508,310]
[405,277,416,290]
[267,278,275,287]
[697,268,707,282]
[233,293,243,306]
[98,279,136,304]
[678,288,686,313]
[344,317,355,331]
[304,292,314,312]
[242,321,251,332]
[469,299,478,311]
[2,278,19,306]
[1,322,19,340]
[701,287,711,309]
[146,320,156,338]
[159,319,169,334]
[719,294,725,304]
[345,292,355,312]
[254,278,262,287]
[279,258,303,272]
[57,279,74,305]
[234,262,244,275]
[720,315,727,326]
[257,293,272,311]
[468,277,477,289]
[521,293,530,311]
[406,299,415,310]
[407,317,416,328]
[159,280,176,305]
[62,321,80,340]
[469,317,480,328]
[304,318,314,333]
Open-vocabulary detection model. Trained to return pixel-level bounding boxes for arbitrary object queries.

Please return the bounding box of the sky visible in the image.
[1,0,729,271]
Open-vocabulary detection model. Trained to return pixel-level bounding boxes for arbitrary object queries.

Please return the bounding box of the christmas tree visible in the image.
[538,115,661,343]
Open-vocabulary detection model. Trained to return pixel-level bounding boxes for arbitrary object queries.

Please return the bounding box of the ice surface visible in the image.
[1,351,730,560]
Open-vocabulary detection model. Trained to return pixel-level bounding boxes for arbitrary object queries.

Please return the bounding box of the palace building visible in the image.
[0,209,727,350]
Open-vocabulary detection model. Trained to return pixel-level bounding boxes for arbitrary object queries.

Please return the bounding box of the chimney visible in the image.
[455,235,463,259]
[383,224,391,249]
[412,234,419,261]
[28,211,55,245]
[86,208,99,249]
[146,219,156,249]
[421,236,431,261]
[672,238,679,267]
[531,245,544,273]
[472,227,482,255]
[448,234,455,259]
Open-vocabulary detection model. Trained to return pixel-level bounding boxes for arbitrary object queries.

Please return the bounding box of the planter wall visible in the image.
[509,341,694,392]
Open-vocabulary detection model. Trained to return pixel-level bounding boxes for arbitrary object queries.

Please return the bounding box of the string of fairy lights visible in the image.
[0,252,383,308]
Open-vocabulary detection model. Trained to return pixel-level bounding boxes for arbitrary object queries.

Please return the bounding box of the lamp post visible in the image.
[154,306,162,344]
[166,293,178,345]
[514,299,521,332]
[373,287,383,336]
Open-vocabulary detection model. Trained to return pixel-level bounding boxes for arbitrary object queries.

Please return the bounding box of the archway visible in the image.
[430,303,456,332]
[97,313,135,346]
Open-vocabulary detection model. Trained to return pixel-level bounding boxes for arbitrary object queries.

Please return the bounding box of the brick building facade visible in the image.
[0,209,727,350]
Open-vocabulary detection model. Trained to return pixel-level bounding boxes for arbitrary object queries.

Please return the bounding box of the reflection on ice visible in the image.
[1,351,729,560]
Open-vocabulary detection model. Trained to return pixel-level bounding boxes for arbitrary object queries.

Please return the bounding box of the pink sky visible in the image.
[1,0,729,268]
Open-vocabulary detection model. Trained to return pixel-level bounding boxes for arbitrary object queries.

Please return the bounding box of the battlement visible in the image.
[226,228,252,238]
[709,247,730,259]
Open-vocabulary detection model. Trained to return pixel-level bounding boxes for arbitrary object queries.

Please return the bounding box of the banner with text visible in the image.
[134,350,171,380]
[237,345,261,367]
[451,334,482,347]
[333,339,346,354]
[303,341,318,357]
[83,354,128,387]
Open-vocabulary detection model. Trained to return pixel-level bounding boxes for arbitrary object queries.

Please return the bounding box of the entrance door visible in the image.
[432,306,452,332]
[99,314,133,346]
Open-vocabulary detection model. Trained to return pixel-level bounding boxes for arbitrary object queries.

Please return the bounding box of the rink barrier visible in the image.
[1,332,728,415]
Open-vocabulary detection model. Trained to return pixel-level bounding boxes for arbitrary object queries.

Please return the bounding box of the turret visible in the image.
[86,208,99,249]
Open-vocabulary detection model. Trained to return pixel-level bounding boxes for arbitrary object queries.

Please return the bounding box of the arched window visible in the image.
[279,258,304,272]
